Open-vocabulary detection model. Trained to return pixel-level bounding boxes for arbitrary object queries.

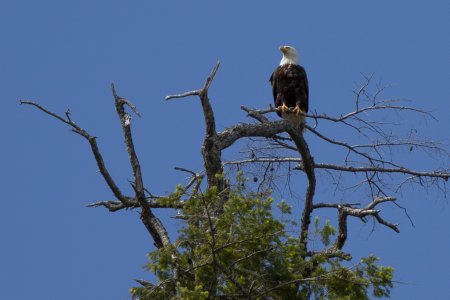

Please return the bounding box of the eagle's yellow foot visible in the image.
[279,103,289,114]
[292,105,303,116]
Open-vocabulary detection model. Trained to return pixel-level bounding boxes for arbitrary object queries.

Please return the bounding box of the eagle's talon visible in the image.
[292,105,303,116]
[280,103,289,114]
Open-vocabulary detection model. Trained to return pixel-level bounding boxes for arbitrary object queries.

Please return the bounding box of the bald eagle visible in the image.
[269,46,309,128]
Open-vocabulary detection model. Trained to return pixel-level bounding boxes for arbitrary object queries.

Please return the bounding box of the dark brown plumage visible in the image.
[270,64,309,118]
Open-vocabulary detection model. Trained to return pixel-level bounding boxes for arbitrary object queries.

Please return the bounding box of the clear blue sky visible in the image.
[2,1,449,299]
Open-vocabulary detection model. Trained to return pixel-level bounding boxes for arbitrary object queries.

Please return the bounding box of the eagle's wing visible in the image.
[298,66,309,113]
[269,69,283,117]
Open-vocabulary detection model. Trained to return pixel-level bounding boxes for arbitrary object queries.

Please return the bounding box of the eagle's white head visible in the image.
[279,45,298,65]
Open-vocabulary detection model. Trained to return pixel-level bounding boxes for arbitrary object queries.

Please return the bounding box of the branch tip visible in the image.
[111,82,119,99]
[202,61,220,92]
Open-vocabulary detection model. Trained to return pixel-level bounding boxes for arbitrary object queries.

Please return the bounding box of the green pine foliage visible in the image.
[131,178,393,299]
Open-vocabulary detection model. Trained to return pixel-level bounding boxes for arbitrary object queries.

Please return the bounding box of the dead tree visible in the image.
[20,62,450,297]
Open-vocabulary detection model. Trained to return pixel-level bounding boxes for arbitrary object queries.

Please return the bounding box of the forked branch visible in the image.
[21,87,173,250]
[166,62,224,195]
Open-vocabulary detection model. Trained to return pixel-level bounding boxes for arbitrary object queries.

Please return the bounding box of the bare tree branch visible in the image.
[111,84,171,249]
[218,120,290,150]
[286,127,316,250]
[307,163,449,180]
[86,200,137,212]
[87,197,185,211]
[313,196,399,252]
[166,62,224,197]
[19,100,131,205]
[225,158,449,181]
[165,90,201,100]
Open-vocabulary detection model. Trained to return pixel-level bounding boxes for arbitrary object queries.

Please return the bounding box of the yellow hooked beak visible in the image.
[279,46,288,54]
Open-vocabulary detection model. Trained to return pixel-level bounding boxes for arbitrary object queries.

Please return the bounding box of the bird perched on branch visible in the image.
[269,45,309,129]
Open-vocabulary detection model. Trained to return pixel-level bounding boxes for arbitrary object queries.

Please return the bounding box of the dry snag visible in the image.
[20,62,450,298]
